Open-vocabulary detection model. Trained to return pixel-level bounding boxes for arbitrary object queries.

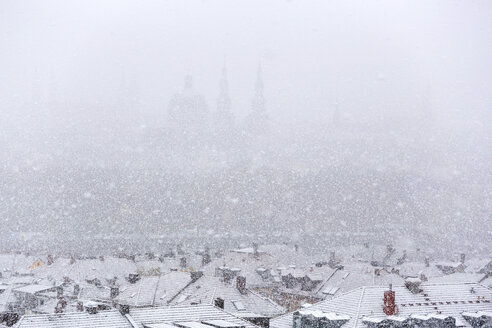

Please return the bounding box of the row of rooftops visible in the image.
[13,304,258,328]
[8,282,492,328]
[0,244,491,326]
[270,282,492,328]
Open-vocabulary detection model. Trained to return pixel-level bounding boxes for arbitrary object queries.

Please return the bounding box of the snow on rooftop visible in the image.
[14,309,133,328]
[129,304,259,328]
[13,284,55,294]
[271,282,492,328]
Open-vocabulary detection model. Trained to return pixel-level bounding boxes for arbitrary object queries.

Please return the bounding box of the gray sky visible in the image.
[0,0,491,127]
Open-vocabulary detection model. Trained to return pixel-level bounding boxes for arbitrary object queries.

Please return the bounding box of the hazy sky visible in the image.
[1,0,491,127]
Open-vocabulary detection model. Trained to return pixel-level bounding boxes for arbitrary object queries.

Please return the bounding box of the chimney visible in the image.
[460,253,466,264]
[128,273,140,284]
[202,252,211,266]
[119,304,130,315]
[55,304,63,313]
[110,286,120,299]
[58,297,67,309]
[191,271,203,282]
[77,301,84,311]
[73,284,80,296]
[253,243,259,257]
[57,286,63,298]
[424,256,430,267]
[86,305,98,314]
[383,284,396,315]
[236,276,247,294]
[180,257,187,269]
[214,297,225,309]
[223,269,233,283]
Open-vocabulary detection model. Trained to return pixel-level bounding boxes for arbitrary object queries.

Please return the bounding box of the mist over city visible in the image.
[0,1,491,327]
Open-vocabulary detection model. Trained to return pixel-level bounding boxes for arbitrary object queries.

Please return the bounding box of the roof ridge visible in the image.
[18,308,120,318]
[151,274,163,306]
[313,268,339,294]
[352,286,366,327]
[362,281,481,288]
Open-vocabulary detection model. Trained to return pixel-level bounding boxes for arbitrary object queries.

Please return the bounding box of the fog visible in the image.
[0,0,491,257]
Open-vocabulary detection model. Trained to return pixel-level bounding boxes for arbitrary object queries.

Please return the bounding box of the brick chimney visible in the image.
[191,271,203,282]
[57,286,63,298]
[86,305,98,314]
[128,273,140,284]
[236,276,247,294]
[110,286,120,299]
[180,257,188,269]
[383,284,396,315]
[119,304,130,315]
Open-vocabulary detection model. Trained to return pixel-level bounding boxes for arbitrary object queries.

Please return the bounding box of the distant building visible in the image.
[168,75,209,143]
[242,64,269,136]
[212,64,236,148]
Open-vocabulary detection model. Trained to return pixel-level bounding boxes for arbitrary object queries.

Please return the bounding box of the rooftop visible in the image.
[167,275,285,318]
[271,282,492,328]
[14,309,133,328]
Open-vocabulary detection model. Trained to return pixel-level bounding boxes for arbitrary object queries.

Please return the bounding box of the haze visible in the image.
[0,0,491,257]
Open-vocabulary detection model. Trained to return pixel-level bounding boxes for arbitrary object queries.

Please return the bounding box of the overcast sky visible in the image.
[1,0,491,128]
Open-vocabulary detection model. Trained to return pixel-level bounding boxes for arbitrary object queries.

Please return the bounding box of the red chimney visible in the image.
[383,284,396,315]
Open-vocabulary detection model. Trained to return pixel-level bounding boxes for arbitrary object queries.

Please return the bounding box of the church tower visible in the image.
[243,63,269,135]
[213,64,235,148]
[217,64,231,114]
[167,74,209,146]
[251,63,266,114]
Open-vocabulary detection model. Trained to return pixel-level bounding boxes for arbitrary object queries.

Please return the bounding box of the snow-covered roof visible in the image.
[168,275,285,317]
[116,271,192,307]
[128,304,259,328]
[13,284,55,295]
[271,282,492,328]
[14,309,133,328]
